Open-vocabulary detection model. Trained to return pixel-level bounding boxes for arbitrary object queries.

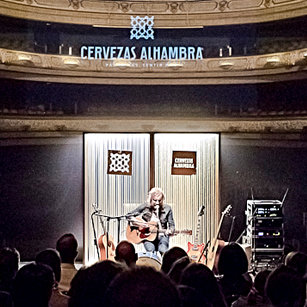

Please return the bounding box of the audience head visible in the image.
[180,262,226,306]
[0,291,13,307]
[105,266,180,307]
[265,264,305,307]
[161,246,188,274]
[68,260,125,307]
[0,247,20,282]
[0,247,20,293]
[13,262,54,307]
[253,269,271,296]
[217,242,248,277]
[115,240,137,267]
[246,269,271,305]
[285,251,307,277]
[35,248,61,283]
[56,233,78,263]
[167,255,191,284]
[178,285,212,307]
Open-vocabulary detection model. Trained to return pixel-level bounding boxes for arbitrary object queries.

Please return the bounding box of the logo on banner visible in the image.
[80,15,205,62]
[108,150,132,175]
[172,151,197,175]
[130,16,154,40]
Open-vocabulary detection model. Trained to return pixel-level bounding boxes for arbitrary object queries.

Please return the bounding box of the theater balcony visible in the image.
[0,0,306,134]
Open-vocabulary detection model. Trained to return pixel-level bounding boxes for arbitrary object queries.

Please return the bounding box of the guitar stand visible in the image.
[198,240,210,263]
[91,210,101,260]
[92,208,127,260]
[100,214,127,243]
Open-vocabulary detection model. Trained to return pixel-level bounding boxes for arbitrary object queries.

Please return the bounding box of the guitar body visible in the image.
[205,205,231,272]
[187,205,206,264]
[187,241,206,263]
[126,217,158,244]
[98,233,116,261]
[126,217,192,244]
[206,239,225,272]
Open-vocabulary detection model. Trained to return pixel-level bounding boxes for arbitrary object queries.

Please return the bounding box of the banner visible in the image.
[171,151,196,175]
[107,150,133,175]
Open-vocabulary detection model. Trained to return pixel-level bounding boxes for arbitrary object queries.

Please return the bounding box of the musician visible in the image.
[127,187,175,256]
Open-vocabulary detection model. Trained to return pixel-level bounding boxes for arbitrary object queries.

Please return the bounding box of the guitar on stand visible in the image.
[92,203,116,261]
[187,205,206,263]
[126,217,192,244]
[98,221,116,261]
[205,204,232,272]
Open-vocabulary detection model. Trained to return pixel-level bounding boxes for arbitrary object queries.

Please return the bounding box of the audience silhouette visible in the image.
[231,269,272,306]
[180,262,227,307]
[284,251,307,277]
[114,240,138,268]
[105,266,180,307]
[0,290,13,307]
[217,242,252,306]
[68,259,125,307]
[0,247,20,294]
[56,233,78,292]
[265,264,306,307]
[1,233,306,307]
[35,248,69,307]
[13,262,54,307]
[161,246,188,274]
[167,255,191,284]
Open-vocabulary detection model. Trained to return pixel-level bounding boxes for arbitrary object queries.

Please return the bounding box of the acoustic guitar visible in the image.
[98,233,116,261]
[97,218,116,261]
[187,205,206,263]
[126,216,192,244]
[92,202,116,261]
[205,204,232,271]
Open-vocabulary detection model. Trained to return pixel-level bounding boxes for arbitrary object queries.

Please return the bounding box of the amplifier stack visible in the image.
[244,200,284,269]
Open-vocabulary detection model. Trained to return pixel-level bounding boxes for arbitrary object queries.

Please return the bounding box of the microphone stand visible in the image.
[228,216,236,242]
[91,210,100,260]
[198,239,210,263]
[92,203,126,260]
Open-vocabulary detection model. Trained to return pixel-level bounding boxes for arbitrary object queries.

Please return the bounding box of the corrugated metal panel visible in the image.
[154,133,219,252]
[84,133,150,264]
[84,133,219,264]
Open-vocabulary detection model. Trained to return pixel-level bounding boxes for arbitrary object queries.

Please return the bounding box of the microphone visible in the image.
[92,203,102,212]
[154,205,160,216]
[197,205,205,216]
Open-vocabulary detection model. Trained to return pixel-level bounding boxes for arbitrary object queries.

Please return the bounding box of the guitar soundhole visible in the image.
[138,227,151,239]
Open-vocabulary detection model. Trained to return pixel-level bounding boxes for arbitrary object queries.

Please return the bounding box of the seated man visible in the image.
[56,233,78,292]
[127,187,175,257]
[35,248,69,307]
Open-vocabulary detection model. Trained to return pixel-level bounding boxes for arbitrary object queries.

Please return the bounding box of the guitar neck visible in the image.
[210,205,231,249]
[158,229,187,235]
[211,217,223,248]
[192,216,202,248]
